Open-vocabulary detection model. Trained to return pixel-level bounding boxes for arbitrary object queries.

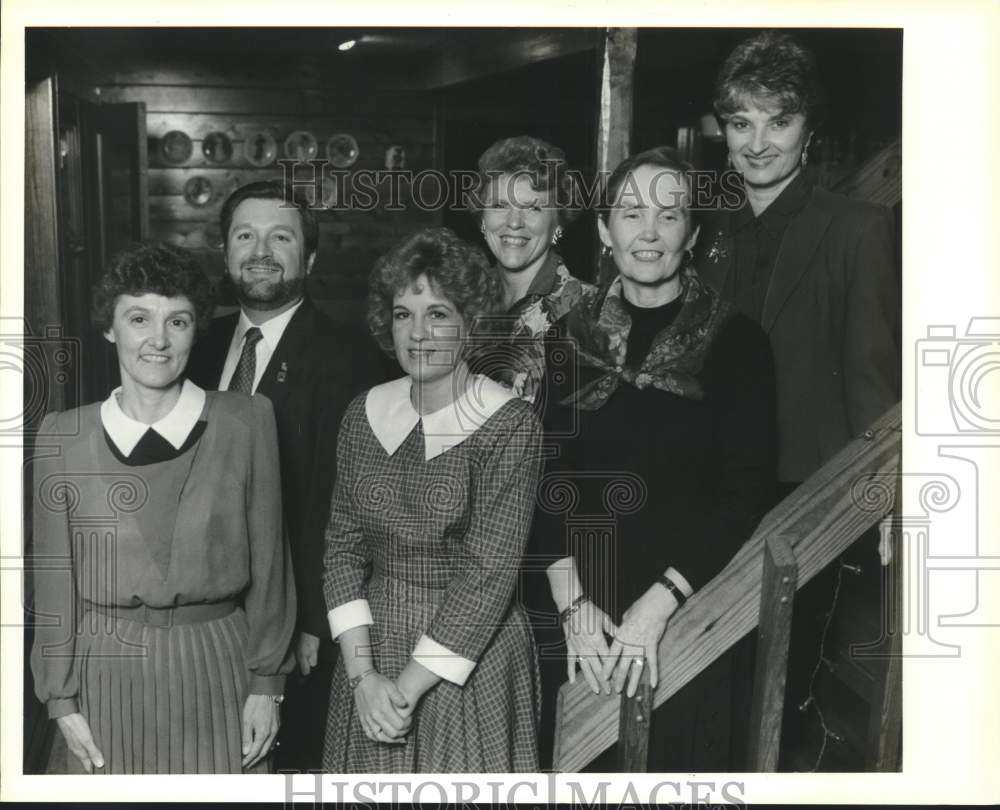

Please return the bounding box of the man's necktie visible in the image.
[228,326,263,394]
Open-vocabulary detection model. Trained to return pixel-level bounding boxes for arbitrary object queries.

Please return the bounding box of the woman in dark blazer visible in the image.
[695,30,900,487]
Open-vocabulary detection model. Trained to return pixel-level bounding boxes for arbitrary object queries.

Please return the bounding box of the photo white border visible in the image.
[2,0,998,803]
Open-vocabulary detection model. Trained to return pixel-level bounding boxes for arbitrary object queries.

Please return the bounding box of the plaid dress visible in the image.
[322,378,543,772]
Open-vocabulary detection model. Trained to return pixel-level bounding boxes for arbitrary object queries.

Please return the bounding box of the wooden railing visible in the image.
[552,402,902,772]
[831,135,902,208]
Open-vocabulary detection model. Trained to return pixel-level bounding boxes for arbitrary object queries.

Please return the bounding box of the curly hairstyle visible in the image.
[367,227,503,353]
[219,179,319,258]
[713,30,827,130]
[468,135,581,227]
[92,242,215,335]
[598,146,698,236]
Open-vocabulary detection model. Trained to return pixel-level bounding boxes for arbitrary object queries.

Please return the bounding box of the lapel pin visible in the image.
[277,361,288,383]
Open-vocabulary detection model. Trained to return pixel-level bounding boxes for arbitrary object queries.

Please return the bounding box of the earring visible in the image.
[685,247,695,265]
[551,227,563,245]
[801,148,808,168]
[479,221,486,235]
[601,245,612,258]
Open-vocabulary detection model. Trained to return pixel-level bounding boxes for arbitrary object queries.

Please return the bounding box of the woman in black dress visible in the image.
[537,147,777,770]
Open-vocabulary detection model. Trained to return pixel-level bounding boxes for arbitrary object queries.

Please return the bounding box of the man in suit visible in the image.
[187,180,386,771]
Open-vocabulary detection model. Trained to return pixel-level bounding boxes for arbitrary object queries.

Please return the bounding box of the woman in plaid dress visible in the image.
[321,227,543,772]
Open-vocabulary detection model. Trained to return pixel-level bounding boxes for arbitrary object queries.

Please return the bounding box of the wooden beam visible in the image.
[552,402,902,772]
[747,534,799,771]
[595,28,637,286]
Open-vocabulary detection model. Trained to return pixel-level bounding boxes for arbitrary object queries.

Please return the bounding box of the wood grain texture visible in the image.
[616,664,652,771]
[747,535,799,772]
[552,403,902,772]
[833,136,902,208]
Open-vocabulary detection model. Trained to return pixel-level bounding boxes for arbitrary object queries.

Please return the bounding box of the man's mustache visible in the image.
[241,256,284,272]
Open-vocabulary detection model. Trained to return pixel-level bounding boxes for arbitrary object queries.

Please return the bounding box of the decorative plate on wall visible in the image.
[161,130,193,164]
[245,130,277,167]
[203,132,234,164]
[326,133,360,168]
[284,130,318,162]
[184,175,214,207]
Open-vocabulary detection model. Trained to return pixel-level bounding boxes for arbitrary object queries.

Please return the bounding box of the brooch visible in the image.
[705,230,730,264]
[276,361,288,383]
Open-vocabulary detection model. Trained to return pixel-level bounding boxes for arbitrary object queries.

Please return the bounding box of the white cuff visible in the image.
[327,599,374,640]
[665,566,694,598]
[412,634,476,686]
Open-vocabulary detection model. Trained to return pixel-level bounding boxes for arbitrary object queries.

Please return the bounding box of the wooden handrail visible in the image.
[831,135,902,208]
[552,402,902,772]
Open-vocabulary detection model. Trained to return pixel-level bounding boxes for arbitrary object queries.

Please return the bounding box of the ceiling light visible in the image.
[338,40,356,52]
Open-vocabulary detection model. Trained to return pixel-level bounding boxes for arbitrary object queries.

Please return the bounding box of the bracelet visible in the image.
[559,594,588,625]
[656,575,688,608]
[348,668,376,690]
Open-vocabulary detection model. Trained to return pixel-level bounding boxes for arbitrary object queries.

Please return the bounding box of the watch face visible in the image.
[326,133,359,168]
[161,130,193,164]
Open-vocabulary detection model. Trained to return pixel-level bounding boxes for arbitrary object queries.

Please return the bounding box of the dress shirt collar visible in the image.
[732,169,813,235]
[234,298,304,351]
[365,374,515,460]
[100,379,206,456]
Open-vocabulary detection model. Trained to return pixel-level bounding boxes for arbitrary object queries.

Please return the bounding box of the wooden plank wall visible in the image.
[96,68,439,323]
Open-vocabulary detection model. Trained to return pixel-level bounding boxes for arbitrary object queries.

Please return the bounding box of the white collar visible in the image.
[236,298,304,349]
[100,379,207,456]
[365,374,515,460]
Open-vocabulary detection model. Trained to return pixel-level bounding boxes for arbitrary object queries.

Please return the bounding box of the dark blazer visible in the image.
[187,297,388,638]
[696,185,900,482]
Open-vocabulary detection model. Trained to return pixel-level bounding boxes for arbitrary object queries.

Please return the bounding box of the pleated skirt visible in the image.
[70,606,265,774]
[323,575,540,773]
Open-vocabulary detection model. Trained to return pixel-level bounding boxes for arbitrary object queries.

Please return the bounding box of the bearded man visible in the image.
[187,180,386,771]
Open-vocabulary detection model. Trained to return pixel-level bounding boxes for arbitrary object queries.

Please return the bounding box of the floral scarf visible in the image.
[475,253,592,402]
[560,265,736,411]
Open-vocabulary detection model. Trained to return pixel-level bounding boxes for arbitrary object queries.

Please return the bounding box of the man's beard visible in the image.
[229,258,306,311]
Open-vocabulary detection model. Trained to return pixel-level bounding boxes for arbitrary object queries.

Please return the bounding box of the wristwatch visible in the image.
[267,694,285,704]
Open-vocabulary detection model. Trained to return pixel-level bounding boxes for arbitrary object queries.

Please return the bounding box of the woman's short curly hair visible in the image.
[92,242,215,335]
[468,135,581,227]
[367,227,503,353]
[713,30,827,130]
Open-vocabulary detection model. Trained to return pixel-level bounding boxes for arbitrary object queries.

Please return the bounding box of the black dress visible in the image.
[535,292,777,771]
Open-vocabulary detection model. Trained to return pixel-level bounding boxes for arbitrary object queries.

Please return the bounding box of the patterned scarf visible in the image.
[561,265,736,411]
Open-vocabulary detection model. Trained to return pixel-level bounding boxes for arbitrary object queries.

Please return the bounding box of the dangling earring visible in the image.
[685,247,695,266]
[601,244,611,258]
[551,227,563,246]
[801,148,808,168]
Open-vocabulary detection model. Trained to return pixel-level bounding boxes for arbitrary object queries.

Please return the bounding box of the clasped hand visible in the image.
[603,587,672,698]
[353,673,413,744]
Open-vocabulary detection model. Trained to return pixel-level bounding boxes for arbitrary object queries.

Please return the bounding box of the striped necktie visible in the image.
[228,326,263,394]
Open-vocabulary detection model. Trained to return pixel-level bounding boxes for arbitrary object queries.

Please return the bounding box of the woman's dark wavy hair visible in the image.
[92,242,215,335]
[367,227,503,353]
[713,30,827,130]
[468,135,581,227]
[597,146,698,235]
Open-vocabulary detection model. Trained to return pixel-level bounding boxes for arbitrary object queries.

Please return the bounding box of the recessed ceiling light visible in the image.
[338,40,356,52]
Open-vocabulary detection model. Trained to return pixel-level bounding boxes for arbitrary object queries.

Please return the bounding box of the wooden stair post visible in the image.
[616,661,652,771]
[747,535,799,771]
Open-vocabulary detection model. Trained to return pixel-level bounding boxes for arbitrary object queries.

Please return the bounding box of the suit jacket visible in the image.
[187,297,388,639]
[695,185,900,482]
